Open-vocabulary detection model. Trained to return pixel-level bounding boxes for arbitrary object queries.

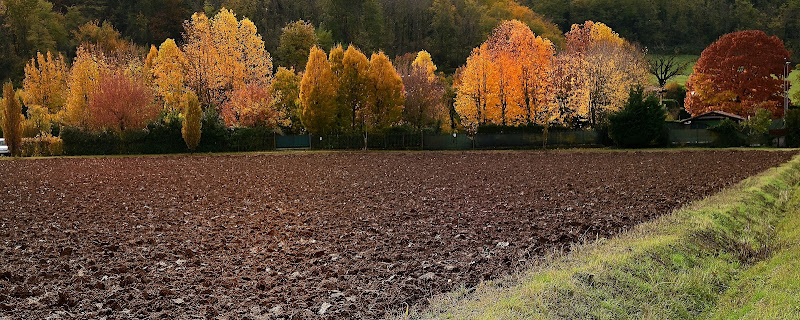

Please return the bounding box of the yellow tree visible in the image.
[22,51,69,115]
[2,83,23,156]
[454,46,496,131]
[183,8,273,106]
[64,46,108,128]
[328,44,345,79]
[269,67,303,132]
[183,12,220,105]
[365,52,405,130]
[412,50,437,81]
[563,21,649,126]
[153,38,187,112]
[300,46,338,135]
[551,53,589,123]
[340,45,371,130]
[144,45,158,87]
[182,91,202,151]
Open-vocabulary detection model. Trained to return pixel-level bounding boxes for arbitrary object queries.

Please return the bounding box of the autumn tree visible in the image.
[398,51,447,130]
[2,83,23,156]
[551,53,589,125]
[339,46,371,130]
[300,46,338,135]
[72,21,131,55]
[144,45,158,86]
[685,30,791,118]
[153,39,187,112]
[563,21,649,126]
[454,46,495,131]
[87,72,159,132]
[269,67,303,133]
[182,8,273,106]
[22,51,68,115]
[365,52,405,130]
[221,84,288,128]
[182,91,202,151]
[64,46,109,128]
[276,20,318,71]
[454,20,555,129]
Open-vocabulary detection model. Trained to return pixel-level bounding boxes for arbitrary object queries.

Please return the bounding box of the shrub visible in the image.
[21,135,64,157]
[60,126,122,155]
[608,88,667,148]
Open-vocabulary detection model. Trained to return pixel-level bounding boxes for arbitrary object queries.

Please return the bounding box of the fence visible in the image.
[279,130,602,150]
[667,129,714,146]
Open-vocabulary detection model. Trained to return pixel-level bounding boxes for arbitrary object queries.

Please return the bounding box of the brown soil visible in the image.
[0,150,795,319]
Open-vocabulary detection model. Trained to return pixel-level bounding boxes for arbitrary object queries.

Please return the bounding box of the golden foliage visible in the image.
[300,46,338,135]
[182,8,273,106]
[64,46,109,128]
[366,52,405,130]
[22,51,68,114]
[153,39,187,112]
[181,91,202,151]
[2,83,23,156]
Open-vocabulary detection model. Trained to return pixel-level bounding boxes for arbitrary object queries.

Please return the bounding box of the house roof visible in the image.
[680,111,746,124]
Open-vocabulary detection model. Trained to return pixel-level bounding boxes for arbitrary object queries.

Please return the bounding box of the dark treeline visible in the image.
[2,0,798,84]
[525,0,800,56]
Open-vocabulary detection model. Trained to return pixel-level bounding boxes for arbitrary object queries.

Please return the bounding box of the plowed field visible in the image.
[1,150,795,319]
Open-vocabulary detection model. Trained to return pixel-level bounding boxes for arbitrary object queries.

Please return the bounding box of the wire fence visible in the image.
[278,130,603,150]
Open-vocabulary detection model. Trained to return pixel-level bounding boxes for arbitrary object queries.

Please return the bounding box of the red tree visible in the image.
[88,72,159,132]
[685,30,791,118]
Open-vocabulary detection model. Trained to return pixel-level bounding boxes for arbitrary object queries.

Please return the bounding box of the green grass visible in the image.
[409,154,800,320]
[710,185,800,319]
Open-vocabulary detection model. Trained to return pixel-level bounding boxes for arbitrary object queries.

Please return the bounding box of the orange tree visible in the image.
[685,30,791,118]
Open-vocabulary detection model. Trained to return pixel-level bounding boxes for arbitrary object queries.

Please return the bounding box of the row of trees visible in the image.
[299,46,448,135]
[2,5,797,155]
[454,20,649,131]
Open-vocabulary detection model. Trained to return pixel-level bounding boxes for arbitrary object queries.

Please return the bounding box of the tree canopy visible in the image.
[685,30,790,118]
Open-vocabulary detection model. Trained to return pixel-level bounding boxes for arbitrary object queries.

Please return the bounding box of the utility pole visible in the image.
[786,59,792,124]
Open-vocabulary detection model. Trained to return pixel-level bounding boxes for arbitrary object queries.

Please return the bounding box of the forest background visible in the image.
[2,0,799,84]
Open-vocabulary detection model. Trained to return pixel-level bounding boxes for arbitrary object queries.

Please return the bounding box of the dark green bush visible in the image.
[61,127,122,155]
[608,88,667,148]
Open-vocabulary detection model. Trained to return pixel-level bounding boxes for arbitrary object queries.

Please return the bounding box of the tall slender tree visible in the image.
[300,46,338,134]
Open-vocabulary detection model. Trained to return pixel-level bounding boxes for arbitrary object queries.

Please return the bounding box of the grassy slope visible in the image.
[411,153,800,319]
[710,186,800,319]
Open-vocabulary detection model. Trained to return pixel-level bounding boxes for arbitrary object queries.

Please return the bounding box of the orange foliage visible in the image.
[221,84,287,128]
[88,72,159,132]
[455,20,555,130]
[685,30,791,118]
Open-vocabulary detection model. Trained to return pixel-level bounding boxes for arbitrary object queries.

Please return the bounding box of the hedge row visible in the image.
[60,118,277,156]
